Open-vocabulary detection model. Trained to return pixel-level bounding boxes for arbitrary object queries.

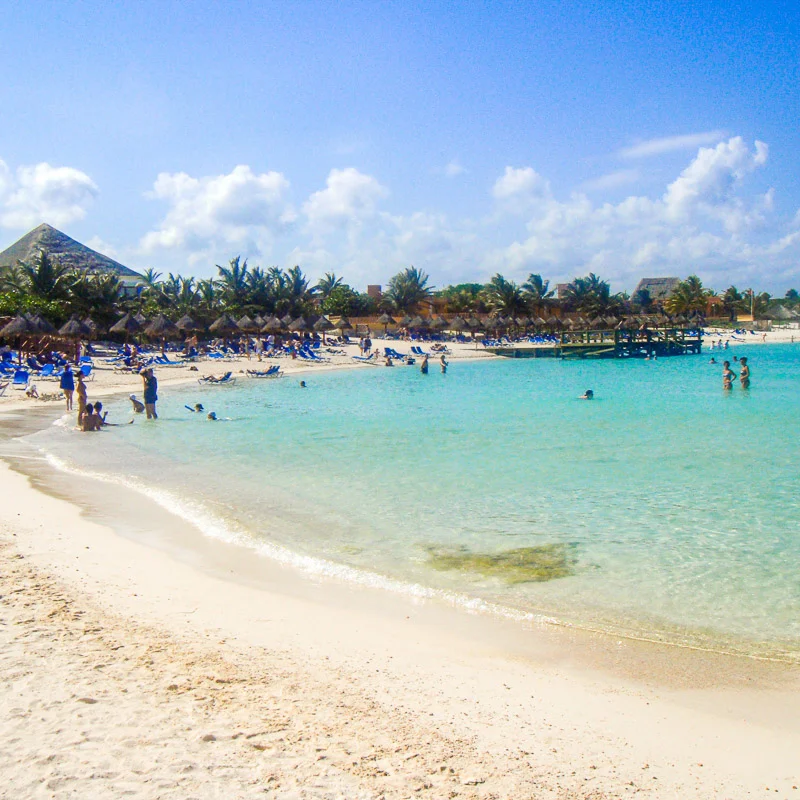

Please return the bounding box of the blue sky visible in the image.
[1,0,798,292]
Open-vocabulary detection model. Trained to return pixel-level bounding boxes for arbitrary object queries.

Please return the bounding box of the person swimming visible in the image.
[299,380,307,387]
[185,403,205,412]
[579,389,594,399]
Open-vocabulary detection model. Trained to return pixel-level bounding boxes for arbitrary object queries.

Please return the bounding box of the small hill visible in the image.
[0,223,143,281]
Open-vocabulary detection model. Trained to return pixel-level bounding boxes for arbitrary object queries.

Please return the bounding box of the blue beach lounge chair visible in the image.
[13,369,29,390]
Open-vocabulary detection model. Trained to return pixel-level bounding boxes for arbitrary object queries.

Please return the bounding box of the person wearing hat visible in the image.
[141,368,158,419]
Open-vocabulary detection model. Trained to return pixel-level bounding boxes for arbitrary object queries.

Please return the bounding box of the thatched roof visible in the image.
[313,316,333,331]
[1,315,34,337]
[288,317,308,332]
[632,277,681,302]
[209,313,239,334]
[176,314,200,332]
[377,313,395,325]
[109,313,141,334]
[0,223,143,280]
[29,314,57,334]
[335,317,353,330]
[448,315,468,331]
[262,316,283,333]
[236,315,259,332]
[145,314,179,338]
[59,317,90,337]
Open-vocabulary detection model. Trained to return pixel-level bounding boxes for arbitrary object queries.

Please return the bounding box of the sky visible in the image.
[1,0,799,293]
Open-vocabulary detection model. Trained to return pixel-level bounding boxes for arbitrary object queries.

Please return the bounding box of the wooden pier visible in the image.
[488,327,703,360]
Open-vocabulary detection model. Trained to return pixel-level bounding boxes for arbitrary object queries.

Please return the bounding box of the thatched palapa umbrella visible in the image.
[377,312,395,336]
[109,313,142,337]
[144,314,179,355]
[176,314,201,333]
[280,313,294,328]
[335,316,353,331]
[145,314,178,338]
[448,315,468,332]
[236,315,260,334]
[1,315,36,364]
[397,315,413,329]
[313,315,333,343]
[28,314,57,335]
[208,313,239,336]
[58,316,92,361]
[289,316,308,332]
[82,316,103,337]
[262,315,283,334]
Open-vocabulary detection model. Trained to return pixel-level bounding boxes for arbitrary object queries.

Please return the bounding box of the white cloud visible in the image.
[0,159,98,229]
[444,160,466,177]
[492,166,551,201]
[580,169,640,192]
[107,136,800,290]
[303,168,388,234]
[493,138,795,288]
[664,138,766,214]
[140,165,294,263]
[619,130,727,159]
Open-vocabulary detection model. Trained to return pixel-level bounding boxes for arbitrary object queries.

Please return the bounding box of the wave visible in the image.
[41,450,561,629]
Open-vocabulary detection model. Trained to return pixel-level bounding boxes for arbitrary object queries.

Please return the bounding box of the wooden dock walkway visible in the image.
[487,327,703,359]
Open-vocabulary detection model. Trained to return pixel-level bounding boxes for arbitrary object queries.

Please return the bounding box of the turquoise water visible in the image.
[27,346,800,660]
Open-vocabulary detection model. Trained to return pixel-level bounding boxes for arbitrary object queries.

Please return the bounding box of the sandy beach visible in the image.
[2,335,800,798]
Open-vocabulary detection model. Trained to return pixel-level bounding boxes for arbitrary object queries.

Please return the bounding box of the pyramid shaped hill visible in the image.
[0,223,144,283]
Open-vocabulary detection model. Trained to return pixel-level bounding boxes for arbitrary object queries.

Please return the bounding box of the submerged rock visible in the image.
[426,543,576,584]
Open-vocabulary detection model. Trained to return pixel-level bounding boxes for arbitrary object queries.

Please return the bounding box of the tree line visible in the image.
[0,250,797,327]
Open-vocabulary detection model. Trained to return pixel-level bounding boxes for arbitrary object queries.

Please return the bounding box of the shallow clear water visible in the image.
[27,345,800,660]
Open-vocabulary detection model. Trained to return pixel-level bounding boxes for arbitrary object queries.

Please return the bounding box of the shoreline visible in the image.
[2,339,799,796]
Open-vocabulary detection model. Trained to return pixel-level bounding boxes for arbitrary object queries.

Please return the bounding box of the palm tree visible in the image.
[316,272,343,301]
[562,273,612,316]
[18,251,72,300]
[216,256,250,312]
[721,286,744,321]
[285,265,316,315]
[485,274,528,316]
[384,266,433,313]
[663,275,711,315]
[522,273,554,314]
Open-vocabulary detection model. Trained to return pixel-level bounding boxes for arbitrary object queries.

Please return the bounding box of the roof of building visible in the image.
[0,223,144,281]
[632,277,681,301]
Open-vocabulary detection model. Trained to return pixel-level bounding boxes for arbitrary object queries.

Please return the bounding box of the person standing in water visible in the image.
[420,354,429,374]
[60,363,75,411]
[142,368,158,419]
[75,371,87,424]
[722,361,734,390]
[739,357,750,388]
[439,354,448,373]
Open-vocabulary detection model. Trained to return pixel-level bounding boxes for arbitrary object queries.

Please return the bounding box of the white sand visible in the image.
[1,337,799,798]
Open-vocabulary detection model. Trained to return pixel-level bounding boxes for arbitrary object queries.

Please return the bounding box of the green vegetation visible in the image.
[426,543,577,584]
[1,242,797,327]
